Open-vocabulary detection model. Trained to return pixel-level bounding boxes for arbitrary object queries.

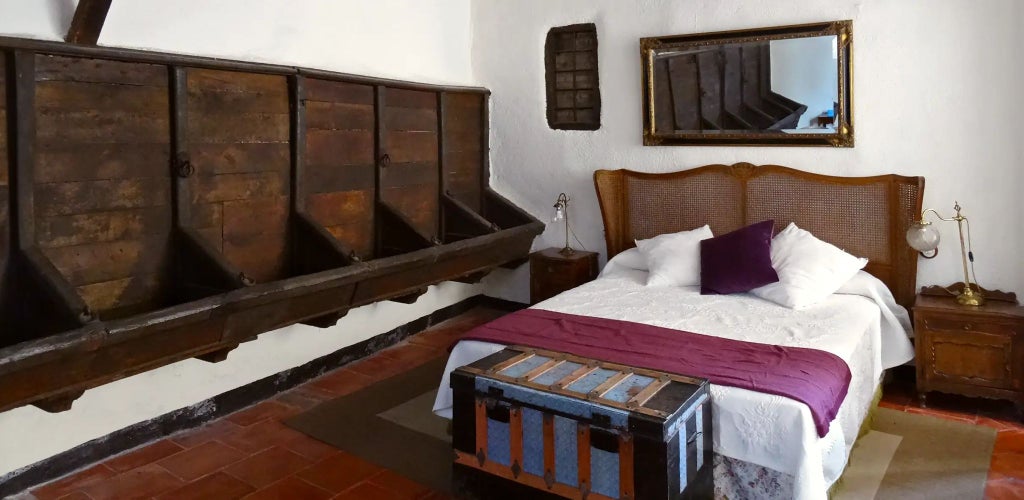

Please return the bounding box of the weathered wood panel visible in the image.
[303,79,375,259]
[187,68,290,282]
[443,93,484,211]
[382,89,438,240]
[33,55,173,317]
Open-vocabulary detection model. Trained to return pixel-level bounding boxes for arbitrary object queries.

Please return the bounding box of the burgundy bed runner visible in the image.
[460,308,850,437]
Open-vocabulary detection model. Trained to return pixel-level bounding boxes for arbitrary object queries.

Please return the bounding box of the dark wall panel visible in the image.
[303,78,376,259]
[186,69,290,283]
[33,55,172,318]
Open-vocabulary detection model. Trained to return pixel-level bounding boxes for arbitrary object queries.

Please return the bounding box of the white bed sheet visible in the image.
[432,268,914,500]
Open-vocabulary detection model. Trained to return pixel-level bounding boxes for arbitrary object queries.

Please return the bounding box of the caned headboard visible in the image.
[593,163,925,309]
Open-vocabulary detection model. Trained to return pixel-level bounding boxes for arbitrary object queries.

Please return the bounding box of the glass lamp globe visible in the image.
[906,222,941,252]
[551,206,564,223]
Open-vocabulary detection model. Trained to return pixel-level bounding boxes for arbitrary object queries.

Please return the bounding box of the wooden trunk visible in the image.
[451,347,714,500]
[0,36,543,414]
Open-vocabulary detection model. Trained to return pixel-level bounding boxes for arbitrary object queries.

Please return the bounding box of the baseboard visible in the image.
[0,294,515,497]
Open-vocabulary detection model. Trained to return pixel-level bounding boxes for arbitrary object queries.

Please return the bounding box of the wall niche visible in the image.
[544,23,600,130]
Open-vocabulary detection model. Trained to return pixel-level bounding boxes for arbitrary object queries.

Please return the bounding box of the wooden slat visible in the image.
[625,377,671,409]
[385,131,438,164]
[305,130,373,166]
[190,143,290,175]
[303,78,373,103]
[35,111,168,146]
[305,164,375,194]
[577,423,591,496]
[35,81,168,113]
[386,88,436,109]
[519,358,564,383]
[35,55,167,86]
[489,350,535,374]
[186,88,289,114]
[474,398,488,463]
[553,364,599,390]
[36,207,171,248]
[509,406,523,477]
[383,106,436,132]
[35,144,169,183]
[189,172,286,204]
[305,101,374,130]
[543,414,556,489]
[306,191,372,227]
[35,177,171,217]
[187,69,287,94]
[41,236,170,286]
[187,112,288,144]
[619,433,635,499]
[588,370,630,400]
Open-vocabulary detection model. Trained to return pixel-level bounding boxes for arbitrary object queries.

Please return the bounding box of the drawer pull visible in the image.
[963,324,972,331]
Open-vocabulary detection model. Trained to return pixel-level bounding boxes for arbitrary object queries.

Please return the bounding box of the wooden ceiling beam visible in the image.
[65,0,113,45]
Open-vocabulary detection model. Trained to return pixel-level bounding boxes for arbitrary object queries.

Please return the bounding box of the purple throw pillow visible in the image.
[700,220,779,295]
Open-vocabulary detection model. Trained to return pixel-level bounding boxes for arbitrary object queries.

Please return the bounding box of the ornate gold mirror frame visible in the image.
[641,20,853,147]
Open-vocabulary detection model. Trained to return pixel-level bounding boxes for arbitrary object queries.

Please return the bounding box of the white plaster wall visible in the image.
[0,0,477,478]
[770,36,838,128]
[0,0,75,40]
[474,0,1024,300]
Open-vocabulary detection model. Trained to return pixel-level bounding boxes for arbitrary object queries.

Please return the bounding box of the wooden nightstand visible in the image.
[529,248,599,304]
[913,286,1024,416]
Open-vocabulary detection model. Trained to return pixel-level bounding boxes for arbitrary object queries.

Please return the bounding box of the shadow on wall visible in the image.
[48,0,77,36]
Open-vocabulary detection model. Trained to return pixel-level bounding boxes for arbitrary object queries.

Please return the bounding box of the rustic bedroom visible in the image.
[0,1,1021,499]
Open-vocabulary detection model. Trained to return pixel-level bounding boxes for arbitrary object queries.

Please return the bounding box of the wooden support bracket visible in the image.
[300,310,350,329]
[32,389,85,413]
[65,0,113,45]
[195,344,239,364]
[390,287,429,304]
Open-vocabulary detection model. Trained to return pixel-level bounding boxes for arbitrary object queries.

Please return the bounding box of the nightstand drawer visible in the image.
[921,316,1018,336]
[925,329,1014,389]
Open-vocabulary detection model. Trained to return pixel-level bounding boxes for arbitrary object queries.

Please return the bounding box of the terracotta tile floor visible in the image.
[23,307,1024,499]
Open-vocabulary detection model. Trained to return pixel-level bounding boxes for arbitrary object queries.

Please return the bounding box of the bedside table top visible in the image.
[532,248,598,262]
[915,293,1024,320]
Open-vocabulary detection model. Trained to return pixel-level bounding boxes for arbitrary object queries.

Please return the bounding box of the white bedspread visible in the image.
[432,268,914,500]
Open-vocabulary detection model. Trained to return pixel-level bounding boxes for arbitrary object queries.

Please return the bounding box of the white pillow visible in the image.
[634,225,713,287]
[751,223,867,309]
[606,247,648,271]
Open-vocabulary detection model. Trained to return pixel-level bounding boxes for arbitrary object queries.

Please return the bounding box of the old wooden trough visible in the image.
[0,37,542,413]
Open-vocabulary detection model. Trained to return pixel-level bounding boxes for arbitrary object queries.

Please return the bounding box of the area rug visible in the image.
[285,358,453,492]
[286,363,997,499]
[834,408,996,500]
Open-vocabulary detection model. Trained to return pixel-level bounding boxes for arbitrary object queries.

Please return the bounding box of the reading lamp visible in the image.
[551,193,574,256]
[905,201,983,306]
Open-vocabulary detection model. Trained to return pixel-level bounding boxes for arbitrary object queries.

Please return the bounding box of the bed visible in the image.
[433,163,925,499]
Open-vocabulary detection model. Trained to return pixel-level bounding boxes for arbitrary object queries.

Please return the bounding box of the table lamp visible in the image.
[551,193,574,256]
[905,201,983,306]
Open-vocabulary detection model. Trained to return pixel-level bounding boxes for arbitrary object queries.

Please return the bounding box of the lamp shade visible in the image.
[906,222,941,252]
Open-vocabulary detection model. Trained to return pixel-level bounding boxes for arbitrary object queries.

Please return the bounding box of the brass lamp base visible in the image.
[956,286,985,307]
[558,246,575,257]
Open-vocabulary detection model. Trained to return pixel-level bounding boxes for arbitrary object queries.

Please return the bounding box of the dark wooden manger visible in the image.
[0,37,542,413]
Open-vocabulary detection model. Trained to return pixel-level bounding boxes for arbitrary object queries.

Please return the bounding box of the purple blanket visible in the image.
[460,309,850,437]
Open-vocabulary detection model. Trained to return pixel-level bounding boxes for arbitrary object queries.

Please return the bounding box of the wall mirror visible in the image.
[640,20,853,147]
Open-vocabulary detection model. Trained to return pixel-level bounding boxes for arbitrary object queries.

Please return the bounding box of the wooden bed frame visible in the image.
[593,162,925,309]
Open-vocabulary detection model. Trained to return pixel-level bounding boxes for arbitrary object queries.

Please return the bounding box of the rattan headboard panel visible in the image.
[593,163,925,309]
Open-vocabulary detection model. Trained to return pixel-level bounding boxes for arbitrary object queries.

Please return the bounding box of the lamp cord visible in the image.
[566,212,586,251]
[965,217,980,290]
